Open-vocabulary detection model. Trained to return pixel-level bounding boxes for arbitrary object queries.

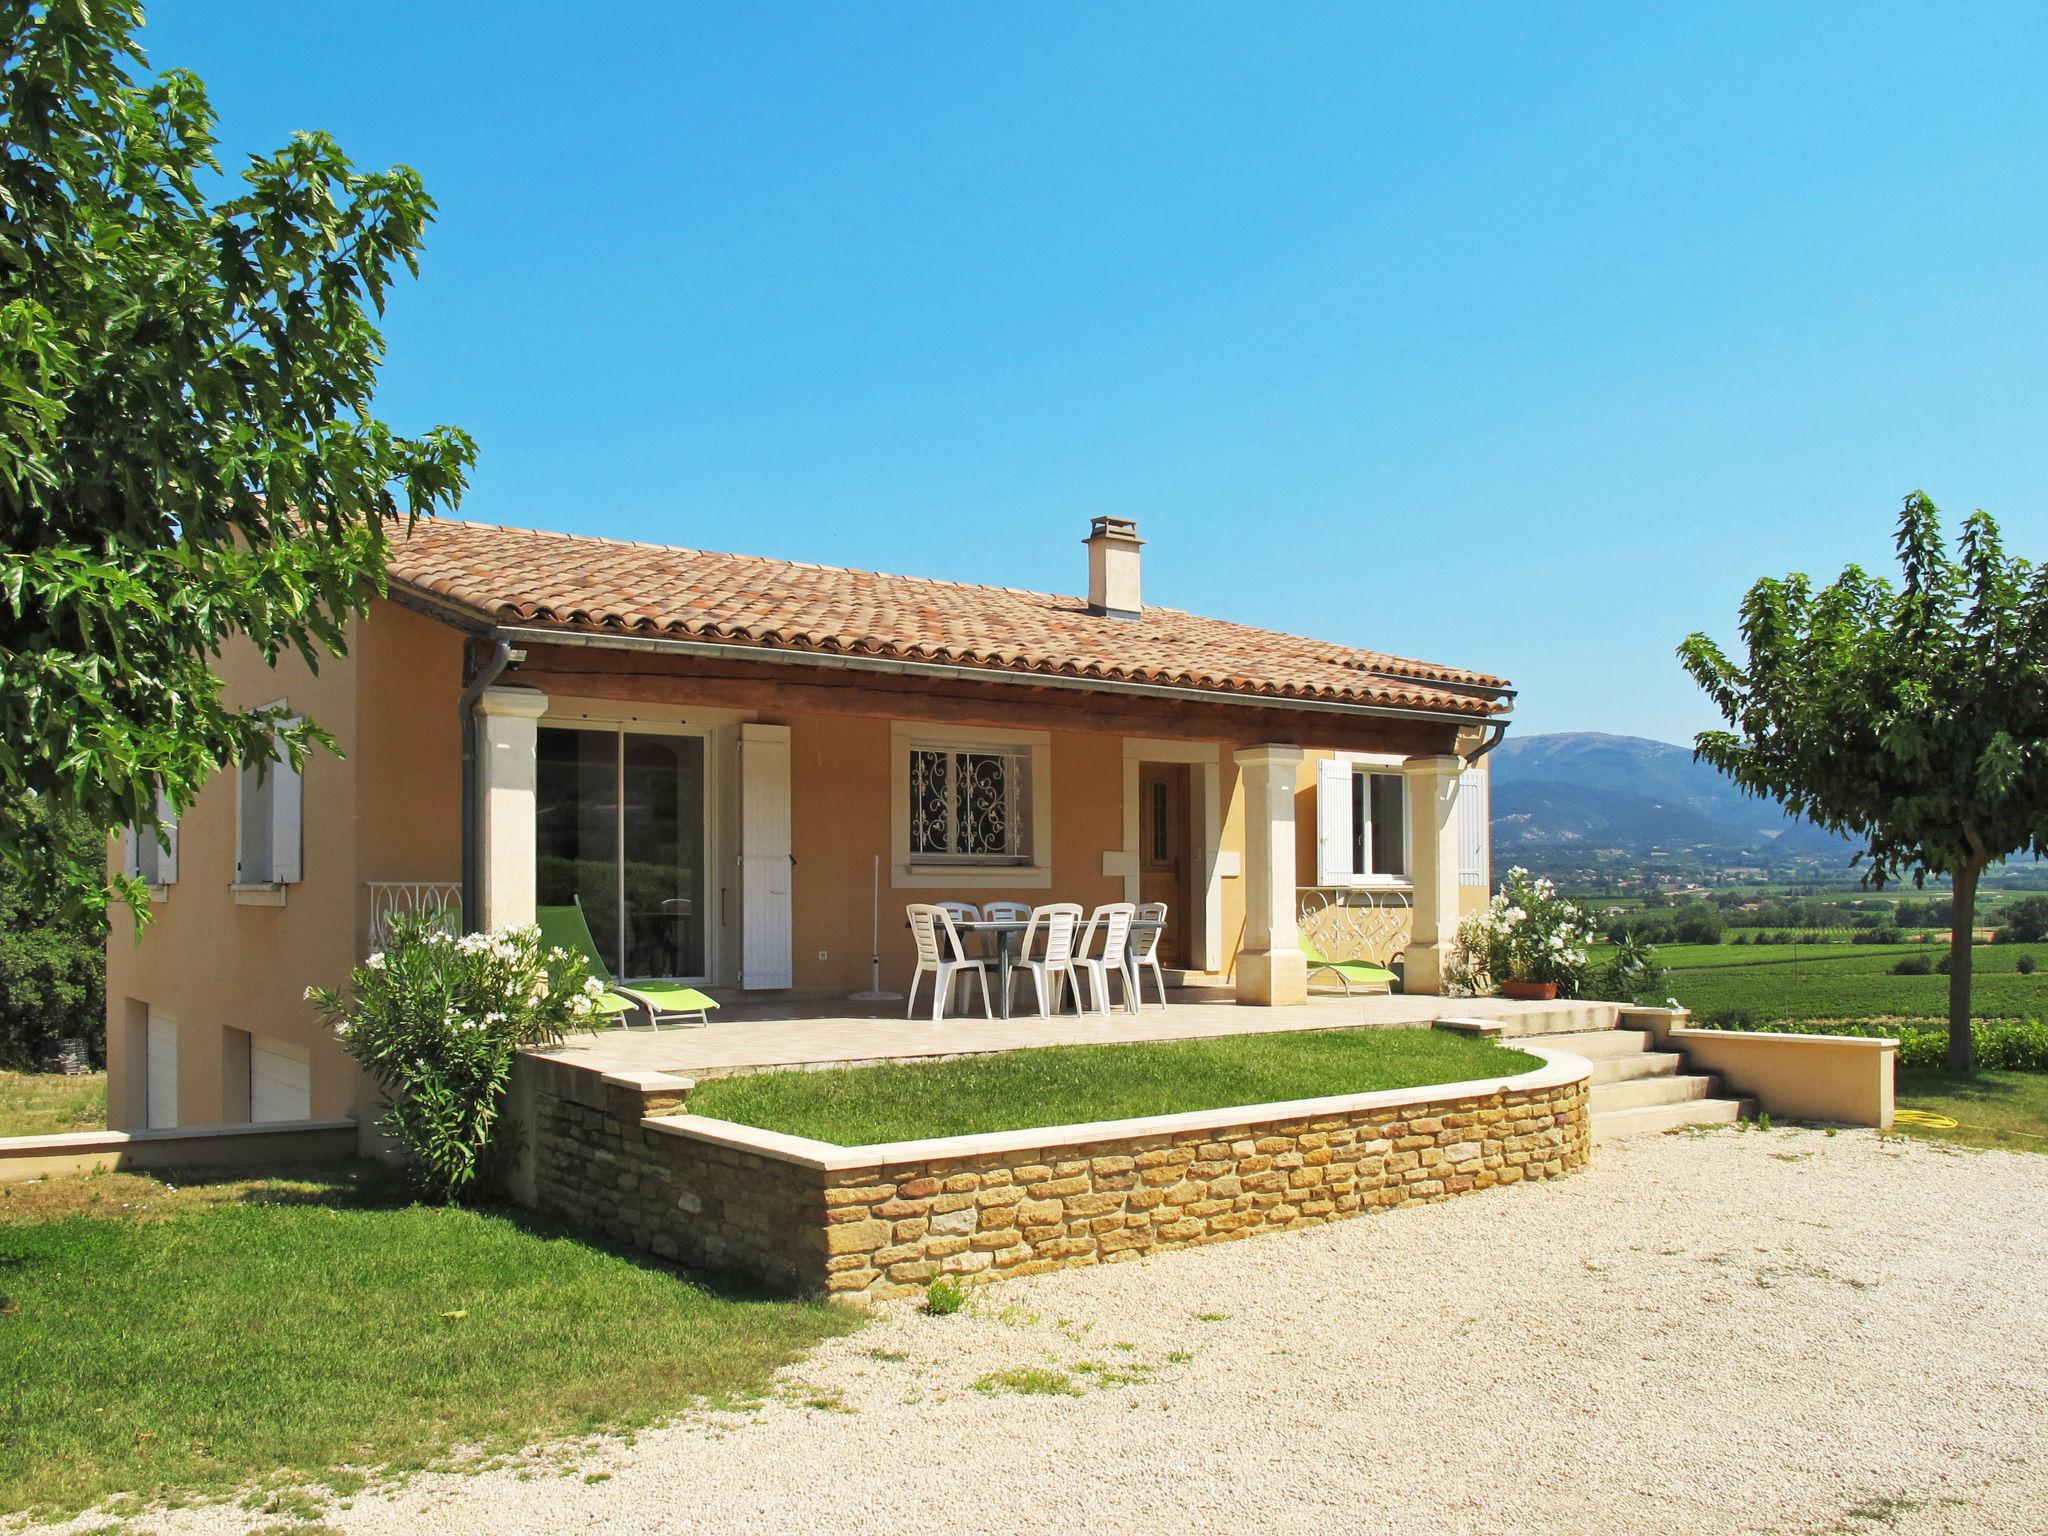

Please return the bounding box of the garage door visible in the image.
[145,1011,177,1129]
[251,1036,311,1123]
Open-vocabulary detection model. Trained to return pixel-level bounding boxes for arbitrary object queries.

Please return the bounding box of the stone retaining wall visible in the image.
[515,1048,1590,1302]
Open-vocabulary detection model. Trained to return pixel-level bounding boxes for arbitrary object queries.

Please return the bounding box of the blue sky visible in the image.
[147,2,2048,743]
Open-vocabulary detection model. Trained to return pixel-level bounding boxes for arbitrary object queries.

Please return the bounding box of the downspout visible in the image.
[458,637,516,933]
[1462,720,1511,764]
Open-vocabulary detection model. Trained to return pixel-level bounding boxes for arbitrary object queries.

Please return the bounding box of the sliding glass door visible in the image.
[536,726,708,981]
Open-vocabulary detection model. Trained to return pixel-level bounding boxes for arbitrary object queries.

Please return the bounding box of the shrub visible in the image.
[2001,895,2048,944]
[1694,1015,2048,1073]
[1936,952,1954,975]
[2020,956,2038,976]
[1853,926,1902,945]
[1448,868,1594,995]
[1580,933,1669,1006]
[1892,956,1932,976]
[308,915,602,1202]
[924,1276,968,1316]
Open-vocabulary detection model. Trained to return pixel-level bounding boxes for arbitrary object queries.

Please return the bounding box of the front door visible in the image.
[1138,764,1192,968]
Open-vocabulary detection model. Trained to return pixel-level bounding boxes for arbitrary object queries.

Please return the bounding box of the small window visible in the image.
[1350,769,1408,880]
[123,786,178,888]
[1150,780,1170,862]
[236,712,304,885]
[908,742,1030,864]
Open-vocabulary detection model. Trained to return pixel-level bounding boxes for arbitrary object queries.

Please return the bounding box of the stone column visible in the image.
[1401,753,1465,994]
[1233,744,1307,1006]
[476,686,548,932]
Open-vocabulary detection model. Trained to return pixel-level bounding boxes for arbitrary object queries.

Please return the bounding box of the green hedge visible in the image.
[1695,1013,2048,1073]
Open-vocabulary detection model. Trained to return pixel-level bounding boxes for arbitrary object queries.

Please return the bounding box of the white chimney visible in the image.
[1084,516,1143,618]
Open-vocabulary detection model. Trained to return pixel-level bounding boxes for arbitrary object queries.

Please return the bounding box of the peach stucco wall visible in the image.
[104,602,462,1141]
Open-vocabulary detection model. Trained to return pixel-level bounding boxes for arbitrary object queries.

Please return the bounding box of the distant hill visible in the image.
[1489,732,1854,868]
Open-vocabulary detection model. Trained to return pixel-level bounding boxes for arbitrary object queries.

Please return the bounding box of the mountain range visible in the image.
[1487,732,1855,868]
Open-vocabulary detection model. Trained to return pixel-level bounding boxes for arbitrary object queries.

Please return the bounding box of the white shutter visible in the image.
[1315,758,1354,886]
[739,723,793,989]
[155,785,179,885]
[122,826,141,882]
[1458,767,1488,888]
[270,722,303,884]
[145,1012,178,1130]
[251,1035,312,1122]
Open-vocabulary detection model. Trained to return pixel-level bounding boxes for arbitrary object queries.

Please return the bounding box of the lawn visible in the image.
[1894,1069,2048,1154]
[1606,941,2048,1023]
[0,1164,860,1521]
[0,1070,105,1136]
[686,1027,1537,1145]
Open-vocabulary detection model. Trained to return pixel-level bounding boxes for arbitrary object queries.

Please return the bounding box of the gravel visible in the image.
[44,1129,2048,1536]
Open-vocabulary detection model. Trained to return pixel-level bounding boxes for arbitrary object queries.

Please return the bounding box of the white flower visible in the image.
[334,1021,351,1037]
[303,985,318,1001]
[581,977,604,999]
[570,996,594,1017]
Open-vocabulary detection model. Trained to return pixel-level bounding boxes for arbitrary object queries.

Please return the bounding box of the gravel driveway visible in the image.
[53,1129,2048,1536]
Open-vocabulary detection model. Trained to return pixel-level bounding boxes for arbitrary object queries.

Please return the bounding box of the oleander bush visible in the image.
[308,915,603,1201]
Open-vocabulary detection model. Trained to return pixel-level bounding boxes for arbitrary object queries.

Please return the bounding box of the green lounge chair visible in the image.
[536,902,719,1029]
[1299,930,1398,996]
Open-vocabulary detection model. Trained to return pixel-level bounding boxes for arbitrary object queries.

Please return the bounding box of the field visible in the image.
[0,1070,105,1136]
[1605,941,2048,1024]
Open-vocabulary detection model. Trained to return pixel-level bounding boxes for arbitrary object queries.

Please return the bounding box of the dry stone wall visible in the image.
[515,1051,1590,1302]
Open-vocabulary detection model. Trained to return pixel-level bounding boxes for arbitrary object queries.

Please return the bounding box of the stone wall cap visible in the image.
[1672,1027,1899,1050]
[0,1117,358,1156]
[642,1047,1590,1173]
[600,1069,696,1093]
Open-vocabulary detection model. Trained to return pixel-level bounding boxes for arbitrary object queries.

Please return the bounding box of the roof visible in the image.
[383,520,1512,719]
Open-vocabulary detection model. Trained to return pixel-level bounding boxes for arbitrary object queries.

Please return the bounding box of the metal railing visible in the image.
[1297,885,1411,969]
[366,881,462,952]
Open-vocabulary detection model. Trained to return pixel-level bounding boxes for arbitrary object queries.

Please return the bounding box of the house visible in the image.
[103,516,1510,1145]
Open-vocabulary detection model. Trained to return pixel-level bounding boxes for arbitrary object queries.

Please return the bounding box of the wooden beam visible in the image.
[512,644,1458,755]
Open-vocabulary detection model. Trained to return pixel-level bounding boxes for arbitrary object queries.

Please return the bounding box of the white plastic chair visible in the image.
[1009,903,1084,1019]
[980,900,1032,925]
[906,904,994,1022]
[1074,902,1139,1016]
[1131,901,1169,1009]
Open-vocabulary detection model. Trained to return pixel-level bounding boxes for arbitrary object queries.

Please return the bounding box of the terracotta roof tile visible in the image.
[384,520,1512,719]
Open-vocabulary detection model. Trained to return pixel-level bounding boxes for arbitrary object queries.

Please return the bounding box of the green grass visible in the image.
[687,1027,1537,1146]
[0,1164,859,1520]
[1894,1069,2048,1153]
[1602,941,2048,1022]
[0,1070,106,1136]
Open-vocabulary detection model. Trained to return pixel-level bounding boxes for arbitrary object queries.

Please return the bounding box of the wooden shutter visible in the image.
[145,1012,177,1130]
[739,723,793,989]
[1458,766,1488,888]
[1314,757,1354,886]
[155,785,179,886]
[270,721,303,884]
[251,1035,312,1122]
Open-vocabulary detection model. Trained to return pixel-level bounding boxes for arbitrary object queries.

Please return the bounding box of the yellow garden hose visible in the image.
[1892,1109,1959,1129]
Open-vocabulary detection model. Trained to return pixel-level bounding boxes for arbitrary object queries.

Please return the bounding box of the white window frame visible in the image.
[891,722,1052,890]
[1318,751,1414,891]
[233,702,302,902]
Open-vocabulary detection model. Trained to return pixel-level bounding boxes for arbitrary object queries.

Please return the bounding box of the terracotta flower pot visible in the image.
[1499,979,1560,1001]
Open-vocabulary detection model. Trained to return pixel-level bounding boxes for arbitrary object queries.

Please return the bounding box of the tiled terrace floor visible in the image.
[528,989,1614,1080]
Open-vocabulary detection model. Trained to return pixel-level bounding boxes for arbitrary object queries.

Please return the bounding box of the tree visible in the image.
[1998,895,2048,945]
[0,1,473,916]
[0,798,104,1068]
[1680,494,2048,1071]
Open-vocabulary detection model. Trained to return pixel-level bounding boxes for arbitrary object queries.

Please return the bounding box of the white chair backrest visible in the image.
[1083,902,1136,966]
[981,900,1031,926]
[1030,902,1083,965]
[907,904,955,966]
[1132,901,1167,960]
[936,901,981,926]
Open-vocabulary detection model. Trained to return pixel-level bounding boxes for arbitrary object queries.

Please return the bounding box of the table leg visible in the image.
[997,933,1015,1020]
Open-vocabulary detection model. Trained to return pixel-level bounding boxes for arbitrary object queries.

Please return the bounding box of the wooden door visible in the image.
[1138,764,1192,968]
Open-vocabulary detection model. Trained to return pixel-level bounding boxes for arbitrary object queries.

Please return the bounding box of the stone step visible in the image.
[1532,1028,1656,1060]
[1431,1001,1626,1038]
[1593,1096,1754,1142]
[1590,1074,1719,1114]
[1590,1051,1686,1085]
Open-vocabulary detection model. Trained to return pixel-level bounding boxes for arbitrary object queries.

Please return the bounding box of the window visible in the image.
[535,725,708,979]
[123,786,179,888]
[908,743,1030,863]
[1315,757,1409,886]
[235,710,303,886]
[1350,769,1408,880]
